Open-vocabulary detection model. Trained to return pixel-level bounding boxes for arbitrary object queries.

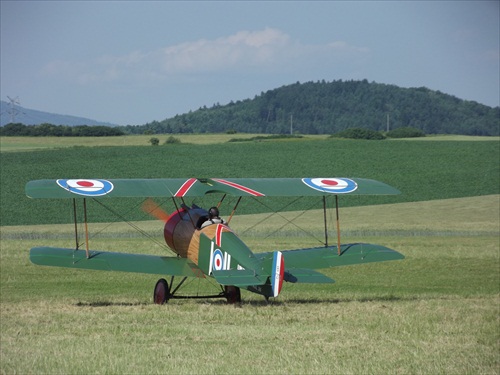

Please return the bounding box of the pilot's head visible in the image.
[208,206,219,219]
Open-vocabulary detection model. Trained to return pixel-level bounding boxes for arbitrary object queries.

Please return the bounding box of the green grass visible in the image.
[1,135,499,373]
[1,196,499,374]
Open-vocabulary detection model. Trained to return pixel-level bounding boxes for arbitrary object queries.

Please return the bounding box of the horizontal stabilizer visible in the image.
[30,247,203,277]
[212,269,266,287]
[265,243,404,270]
[284,268,335,284]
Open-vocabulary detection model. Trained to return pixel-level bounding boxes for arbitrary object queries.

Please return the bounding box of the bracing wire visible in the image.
[83,198,171,252]
[242,196,326,246]
[239,196,304,235]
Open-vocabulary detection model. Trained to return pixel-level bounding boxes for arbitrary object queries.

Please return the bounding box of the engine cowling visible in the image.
[163,208,206,258]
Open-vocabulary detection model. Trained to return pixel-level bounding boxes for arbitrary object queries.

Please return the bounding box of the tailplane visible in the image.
[198,231,285,298]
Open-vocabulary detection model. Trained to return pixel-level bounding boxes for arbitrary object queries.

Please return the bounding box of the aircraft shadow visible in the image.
[75,301,148,307]
[74,295,419,308]
[237,295,415,307]
[176,294,417,307]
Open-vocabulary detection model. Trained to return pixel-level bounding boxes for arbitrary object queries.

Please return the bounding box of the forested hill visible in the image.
[125,80,499,136]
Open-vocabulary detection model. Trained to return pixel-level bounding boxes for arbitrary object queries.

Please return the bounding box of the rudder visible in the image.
[271,251,284,297]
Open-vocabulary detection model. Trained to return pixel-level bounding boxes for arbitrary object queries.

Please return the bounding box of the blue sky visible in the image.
[1,1,498,125]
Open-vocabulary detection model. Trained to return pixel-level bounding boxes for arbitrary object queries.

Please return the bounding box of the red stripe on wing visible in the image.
[213,179,265,197]
[174,178,197,197]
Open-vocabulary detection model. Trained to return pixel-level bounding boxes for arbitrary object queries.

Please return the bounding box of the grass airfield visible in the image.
[1,195,498,374]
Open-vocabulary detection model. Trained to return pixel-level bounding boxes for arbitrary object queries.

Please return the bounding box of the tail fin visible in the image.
[198,226,261,275]
[198,230,285,298]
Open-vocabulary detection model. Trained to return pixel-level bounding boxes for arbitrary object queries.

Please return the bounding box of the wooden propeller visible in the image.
[142,198,170,222]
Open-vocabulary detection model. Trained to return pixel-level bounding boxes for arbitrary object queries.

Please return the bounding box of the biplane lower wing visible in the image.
[30,247,203,277]
[259,243,404,270]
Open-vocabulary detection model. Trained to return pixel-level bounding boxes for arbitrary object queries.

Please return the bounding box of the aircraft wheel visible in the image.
[224,285,241,304]
[153,278,170,305]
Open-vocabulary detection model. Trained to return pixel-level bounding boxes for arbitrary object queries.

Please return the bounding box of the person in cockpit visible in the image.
[196,206,226,229]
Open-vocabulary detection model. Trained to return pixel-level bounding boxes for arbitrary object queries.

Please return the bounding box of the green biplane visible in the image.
[26,177,404,303]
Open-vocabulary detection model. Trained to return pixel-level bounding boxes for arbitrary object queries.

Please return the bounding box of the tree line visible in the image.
[0,123,124,137]
[124,80,499,136]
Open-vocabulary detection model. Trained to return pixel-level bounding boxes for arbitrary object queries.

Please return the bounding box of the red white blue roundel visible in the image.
[56,179,114,197]
[212,249,224,271]
[302,178,358,194]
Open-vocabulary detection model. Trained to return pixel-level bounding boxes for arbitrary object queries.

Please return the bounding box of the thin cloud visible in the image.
[41,28,369,85]
[160,28,291,72]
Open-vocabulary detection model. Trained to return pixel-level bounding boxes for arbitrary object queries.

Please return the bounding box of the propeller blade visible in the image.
[142,199,170,222]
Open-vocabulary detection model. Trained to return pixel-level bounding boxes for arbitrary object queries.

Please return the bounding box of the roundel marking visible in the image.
[56,179,114,197]
[212,249,224,271]
[302,178,358,194]
[76,180,95,187]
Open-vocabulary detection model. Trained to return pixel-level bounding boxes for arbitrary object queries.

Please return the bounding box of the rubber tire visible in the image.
[153,278,169,305]
[224,285,241,304]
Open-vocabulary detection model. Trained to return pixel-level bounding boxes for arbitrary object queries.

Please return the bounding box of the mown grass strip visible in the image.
[1,197,498,374]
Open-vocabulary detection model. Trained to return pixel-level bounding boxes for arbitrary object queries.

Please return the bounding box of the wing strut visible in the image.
[72,198,79,250]
[216,194,227,208]
[335,195,341,256]
[227,196,242,225]
[83,198,90,259]
[176,197,197,229]
[323,196,328,247]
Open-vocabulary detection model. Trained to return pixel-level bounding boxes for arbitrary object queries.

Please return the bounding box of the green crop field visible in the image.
[1,135,499,374]
[1,136,499,225]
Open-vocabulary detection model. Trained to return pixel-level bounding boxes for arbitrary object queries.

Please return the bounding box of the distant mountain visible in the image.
[125,80,499,136]
[0,101,117,127]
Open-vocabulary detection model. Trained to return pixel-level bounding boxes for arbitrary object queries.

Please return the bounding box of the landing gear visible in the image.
[224,285,241,304]
[153,276,240,304]
[153,278,170,305]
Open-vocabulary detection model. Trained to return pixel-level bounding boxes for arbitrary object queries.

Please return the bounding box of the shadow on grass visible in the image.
[75,301,148,307]
[236,294,418,307]
[280,295,418,305]
[74,294,421,308]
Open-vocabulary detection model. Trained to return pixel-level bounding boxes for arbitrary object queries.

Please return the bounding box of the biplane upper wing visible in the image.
[30,246,204,277]
[25,177,400,199]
